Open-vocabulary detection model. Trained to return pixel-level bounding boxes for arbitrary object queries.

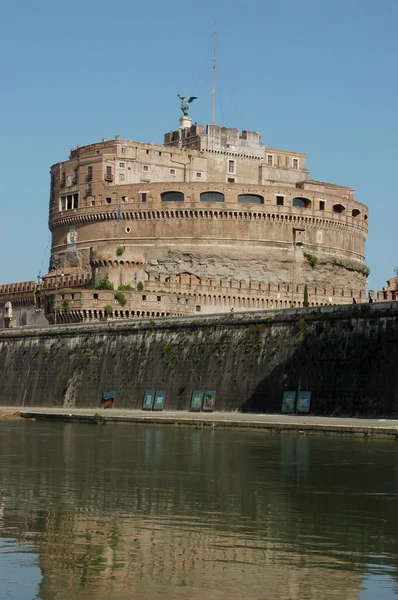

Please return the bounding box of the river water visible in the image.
[1,421,398,600]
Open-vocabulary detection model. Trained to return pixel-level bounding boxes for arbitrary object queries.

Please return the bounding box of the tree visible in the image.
[303,284,309,307]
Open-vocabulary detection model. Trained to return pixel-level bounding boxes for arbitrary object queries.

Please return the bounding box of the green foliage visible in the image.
[93,412,103,424]
[95,277,114,290]
[331,258,370,276]
[114,291,127,306]
[298,317,310,333]
[303,284,309,307]
[136,281,144,292]
[304,253,318,268]
[104,304,113,316]
[118,284,134,291]
[116,246,124,256]
[62,298,70,312]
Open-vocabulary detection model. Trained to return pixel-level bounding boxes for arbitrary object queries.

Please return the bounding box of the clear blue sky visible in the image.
[1,0,397,292]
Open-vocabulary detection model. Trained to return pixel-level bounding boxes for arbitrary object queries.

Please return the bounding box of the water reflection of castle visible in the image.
[1,424,397,599]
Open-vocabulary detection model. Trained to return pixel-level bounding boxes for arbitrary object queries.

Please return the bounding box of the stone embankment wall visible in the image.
[0,304,397,417]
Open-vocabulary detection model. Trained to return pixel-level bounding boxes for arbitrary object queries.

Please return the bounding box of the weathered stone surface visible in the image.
[0,303,397,417]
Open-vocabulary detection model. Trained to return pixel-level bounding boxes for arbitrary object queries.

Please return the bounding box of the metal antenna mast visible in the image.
[211,23,216,125]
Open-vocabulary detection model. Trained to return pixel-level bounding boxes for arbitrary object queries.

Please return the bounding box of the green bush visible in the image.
[136,281,144,292]
[118,284,134,291]
[95,277,114,290]
[304,253,318,268]
[104,304,113,316]
[62,298,70,312]
[116,246,124,257]
[114,291,127,306]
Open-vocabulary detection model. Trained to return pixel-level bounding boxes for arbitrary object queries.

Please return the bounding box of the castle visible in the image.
[0,114,372,326]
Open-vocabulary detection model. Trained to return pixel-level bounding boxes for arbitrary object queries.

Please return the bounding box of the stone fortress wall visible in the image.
[44,122,369,322]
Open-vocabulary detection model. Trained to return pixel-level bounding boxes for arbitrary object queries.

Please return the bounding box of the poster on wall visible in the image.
[143,390,155,410]
[281,391,296,413]
[190,391,204,411]
[203,391,216,412]
[153,390,166,411]
[296,391,312,414]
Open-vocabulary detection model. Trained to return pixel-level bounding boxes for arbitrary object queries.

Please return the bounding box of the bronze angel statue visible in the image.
[178,94,197,117]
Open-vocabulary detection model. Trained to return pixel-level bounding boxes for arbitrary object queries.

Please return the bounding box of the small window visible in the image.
[276,196,284,206]
[238,194,263,204]
[106,197,112,204]
[196,172,202,178]
[157,296,161,302]
[196,305,201,312]
[142,295,147,301]
[121,147,126,154]
[267,155,273,166]
[105,166,112,181]
[292,158,299,170]
[93,293,99,300]
[119,174,125,182]
[292,197,311,208]
[161,191,184,202]
[200,192,224,203]
[119,162,125,167]
[227,177,235,183]
[159,151,162,156]
[169,168,176,176]
[61,172,66,187]
[142,165,149,172]
[87,166,93,181]
[228,160,235,174]
[352,209,361,218]
[146,149,149,154]
[141,192,147,203]
[333,204,345,214]
[125,226,131,233]
[319,201,325,211]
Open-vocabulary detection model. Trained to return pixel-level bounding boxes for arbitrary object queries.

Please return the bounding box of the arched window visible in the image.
[292,197,311,208]
[352,209,361,218]
[333,204,345,214]
[200,192,224,202]
[161,191,184,202]
[237,194,263,204]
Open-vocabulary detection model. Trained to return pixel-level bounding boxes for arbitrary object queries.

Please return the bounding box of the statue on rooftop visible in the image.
[177,94,197,117]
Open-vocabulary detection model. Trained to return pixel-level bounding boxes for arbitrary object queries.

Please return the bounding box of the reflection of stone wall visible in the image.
[5,422,396,599]
[0,303,397,416]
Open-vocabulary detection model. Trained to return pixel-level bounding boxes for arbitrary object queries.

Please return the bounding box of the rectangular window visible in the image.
[267,155,273,166]
[227,177,235,183]
[121,147,126,154]
[196,172,202,178]
[87,166,93,181]
[61,172,66,187]
[293,158,299,170]
[319,201,325,211]
[119,174,125,182]
[169,168,176,176]
[142,165,149,172]
[60,193,79,211]
[157,296,161,302]
[73,168,78,184]
[276,196,284,206]
[228,160,235,174]
[105,166,112,181]
[93,293,99,300]
[86,184,92,196]
[142,295,147,301]
[119,162,125,168]
[141,192,147,203]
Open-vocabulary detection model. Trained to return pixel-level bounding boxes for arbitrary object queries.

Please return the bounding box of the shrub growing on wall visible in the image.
[116,247,124,257]
[95,277,114,290]
[303,284,309,307]
[114,291,127,306]
[104,304,113,316]
[136,281,144,291]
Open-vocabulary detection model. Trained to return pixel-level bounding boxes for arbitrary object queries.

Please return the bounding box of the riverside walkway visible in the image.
[1,407,398,439]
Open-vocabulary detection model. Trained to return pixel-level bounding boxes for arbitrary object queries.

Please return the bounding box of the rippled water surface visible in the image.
[1,421,398,599]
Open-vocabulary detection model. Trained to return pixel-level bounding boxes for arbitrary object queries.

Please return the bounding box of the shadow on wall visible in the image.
[241,311,398,417]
